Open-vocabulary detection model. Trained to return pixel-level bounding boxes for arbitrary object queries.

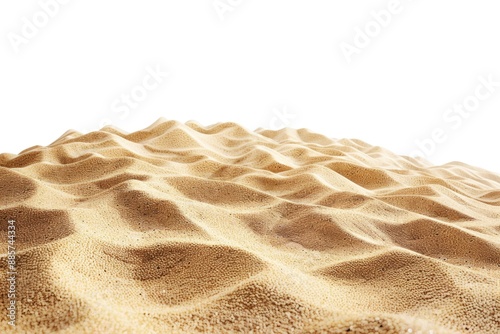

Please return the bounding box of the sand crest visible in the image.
[1,119,499,333]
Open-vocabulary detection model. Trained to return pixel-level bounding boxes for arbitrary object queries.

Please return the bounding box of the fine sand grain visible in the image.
[1,118,499,333]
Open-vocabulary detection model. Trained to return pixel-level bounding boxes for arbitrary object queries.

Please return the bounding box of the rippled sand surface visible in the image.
[1,119,499,333]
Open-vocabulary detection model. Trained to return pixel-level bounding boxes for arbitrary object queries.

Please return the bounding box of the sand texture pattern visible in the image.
[1,119,499,333]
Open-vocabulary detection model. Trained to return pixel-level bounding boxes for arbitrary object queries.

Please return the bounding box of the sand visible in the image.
[0,118,499,333]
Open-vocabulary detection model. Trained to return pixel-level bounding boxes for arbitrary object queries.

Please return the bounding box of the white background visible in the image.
[1,0,499,173]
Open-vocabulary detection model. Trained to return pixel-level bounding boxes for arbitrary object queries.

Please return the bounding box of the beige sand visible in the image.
[1,118,499,333]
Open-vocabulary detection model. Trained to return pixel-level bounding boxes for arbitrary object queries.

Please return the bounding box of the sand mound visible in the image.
[1,118,499,333]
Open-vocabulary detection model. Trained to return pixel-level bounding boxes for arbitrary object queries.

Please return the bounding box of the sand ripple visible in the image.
[1,119,499,333]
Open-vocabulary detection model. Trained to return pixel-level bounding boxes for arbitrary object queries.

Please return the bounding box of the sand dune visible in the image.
[1,118,499,333]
